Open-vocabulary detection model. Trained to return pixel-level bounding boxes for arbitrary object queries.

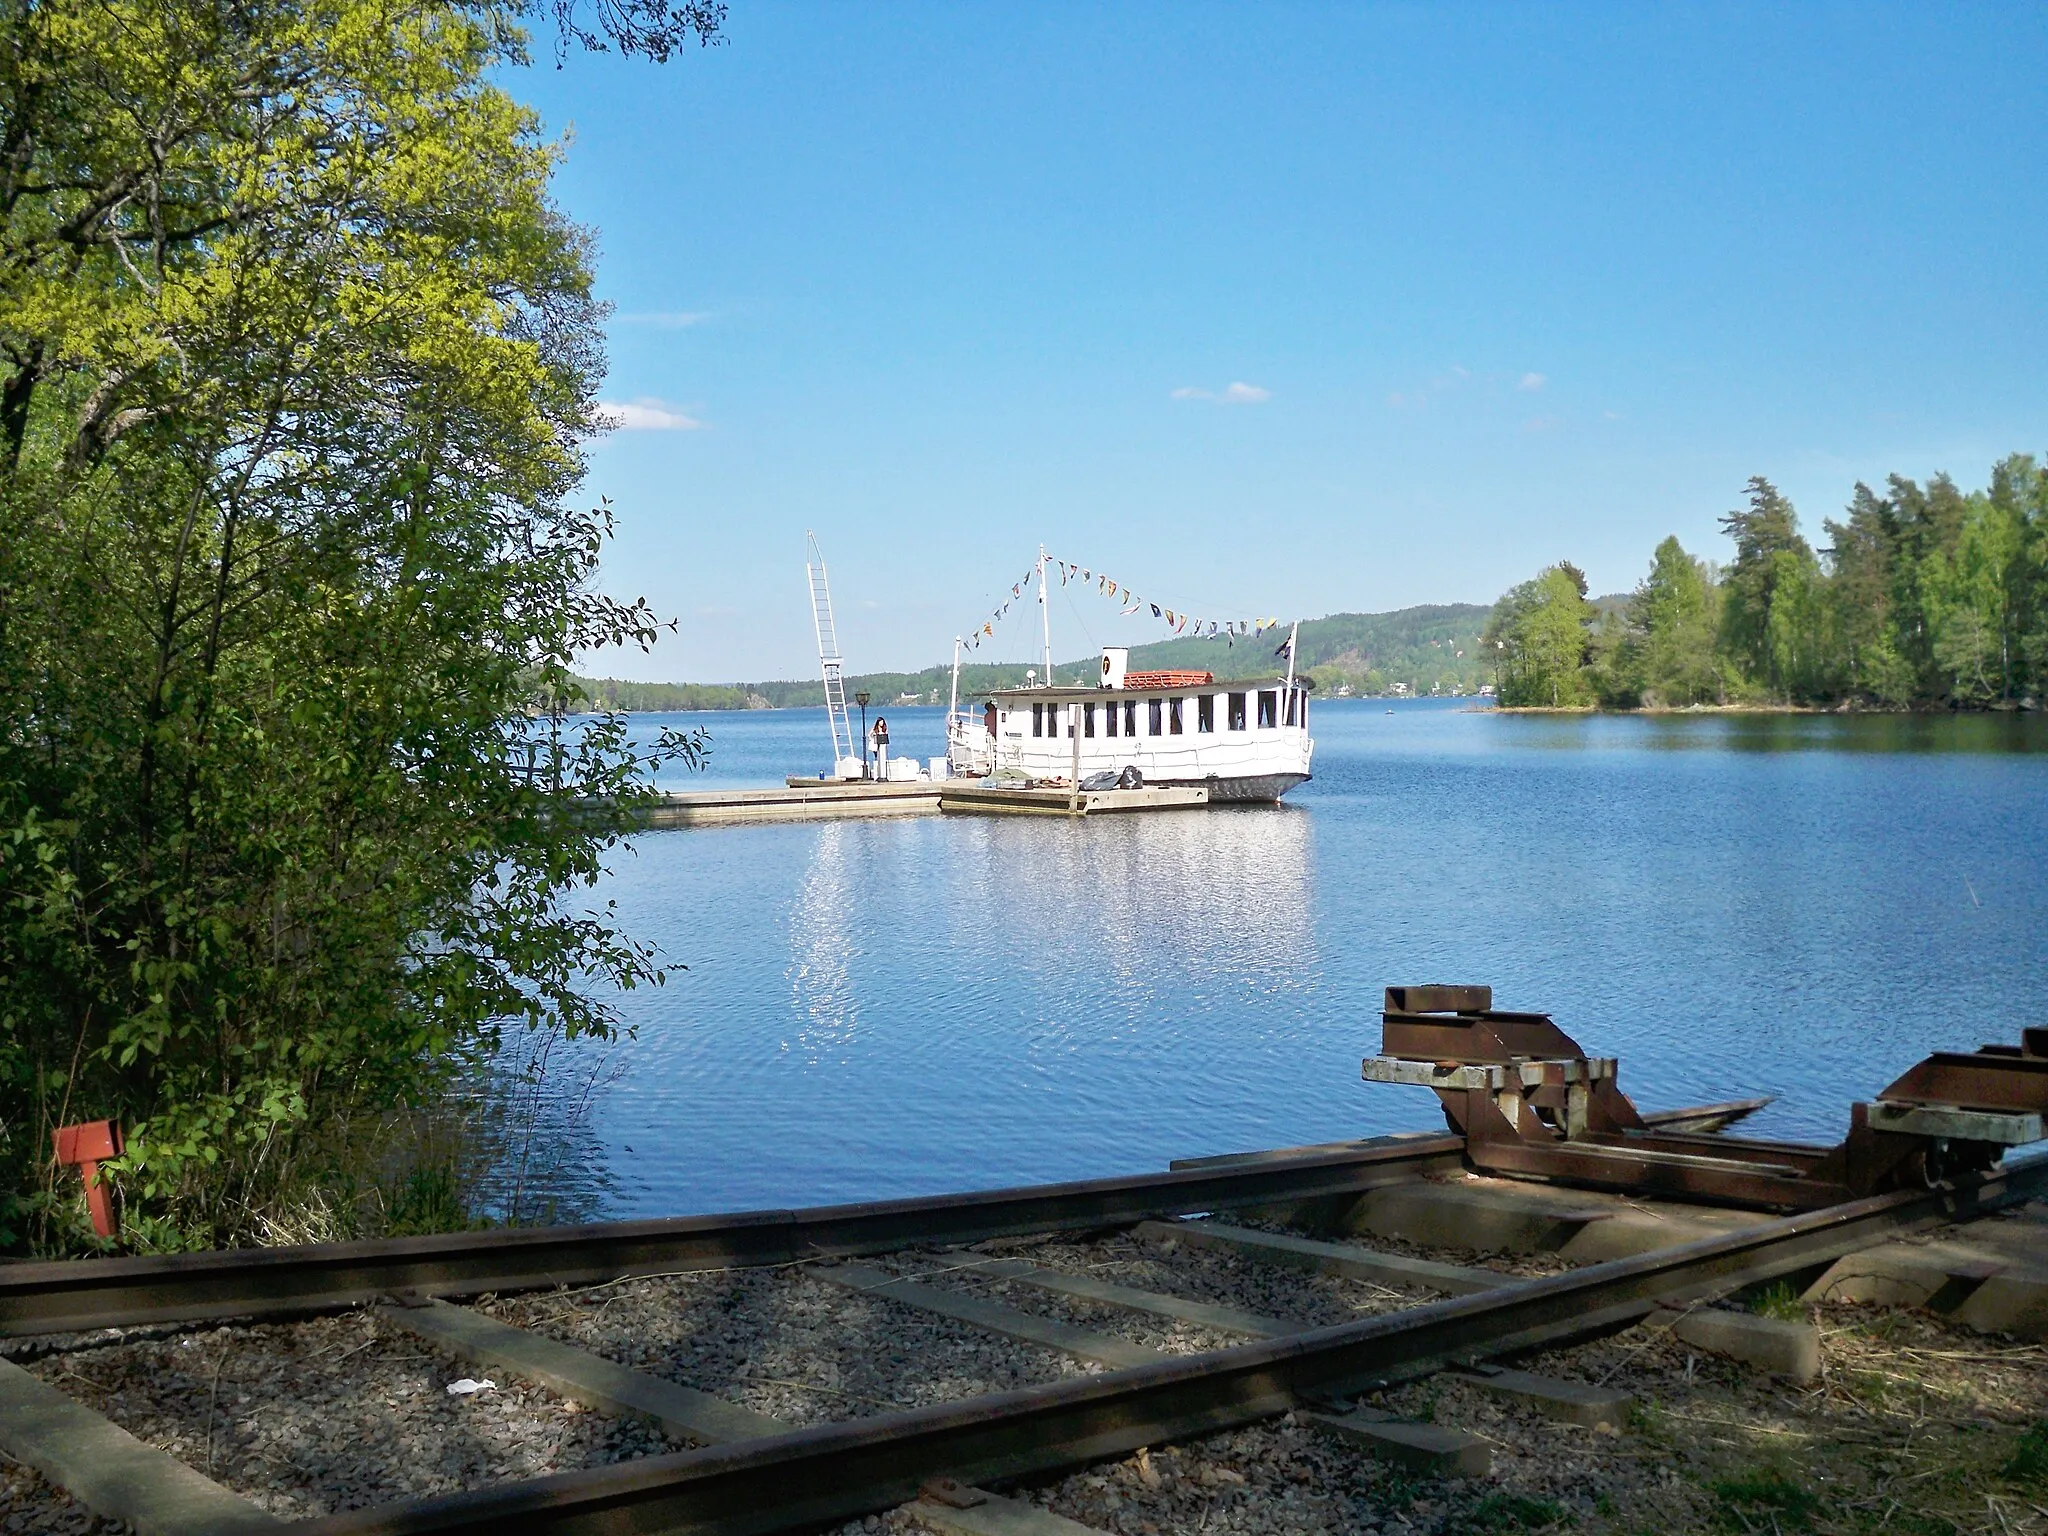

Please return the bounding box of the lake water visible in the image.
[556,701,2048,1220]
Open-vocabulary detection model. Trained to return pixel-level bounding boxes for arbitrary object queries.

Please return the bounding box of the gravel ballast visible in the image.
[0,1459,126,1535]
[24,1311,678,1520]
[480,1265,1091,1426]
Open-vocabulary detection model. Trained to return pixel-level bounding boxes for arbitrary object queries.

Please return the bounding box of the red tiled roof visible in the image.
[1122,670,1215,688]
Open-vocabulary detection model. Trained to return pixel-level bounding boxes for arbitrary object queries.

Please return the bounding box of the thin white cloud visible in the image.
[595,397,706,431]
[1171,380,1271,405]
[615,311,713,329]
[1387,365,1545,410]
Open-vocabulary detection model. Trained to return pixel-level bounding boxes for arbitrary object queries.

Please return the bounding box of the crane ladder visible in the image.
[806,533,857,774]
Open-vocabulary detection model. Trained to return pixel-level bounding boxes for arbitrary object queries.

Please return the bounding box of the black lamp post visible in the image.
[854,691,872,779]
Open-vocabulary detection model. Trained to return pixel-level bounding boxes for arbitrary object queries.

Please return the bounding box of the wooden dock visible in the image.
[637,777,1217,826]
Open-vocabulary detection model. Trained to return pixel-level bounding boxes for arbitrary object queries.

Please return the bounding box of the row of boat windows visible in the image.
[1026,689,1306,739]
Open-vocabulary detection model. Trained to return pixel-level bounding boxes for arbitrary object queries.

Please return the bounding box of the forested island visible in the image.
[1486,457,2048,710]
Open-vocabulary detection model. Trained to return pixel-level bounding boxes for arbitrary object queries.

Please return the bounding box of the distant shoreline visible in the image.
[576,693,1489,715]
[1492,701,2042,715]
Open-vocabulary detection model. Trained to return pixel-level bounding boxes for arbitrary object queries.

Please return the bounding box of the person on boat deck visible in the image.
[871,715,889,778]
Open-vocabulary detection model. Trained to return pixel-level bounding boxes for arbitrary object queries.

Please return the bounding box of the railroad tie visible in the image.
[378,1297,1119,1536]
[1449,1364,1632,1430]
[1305,1407,1491,1478]
[912,1479,1112,1536]
[1133,1217,1510,1296]
[377,1297,785,1443]
[957,1256,1309,1338]
[807,1264,1164,1369]
[0,1355,283,1536]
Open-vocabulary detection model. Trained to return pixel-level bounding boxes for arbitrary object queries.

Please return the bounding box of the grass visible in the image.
[1748,1281,1808,1323]
[2003,1420,2048,1482]
[381,1162,482,1237]
[1453,1492,1570,1533]
[1709,1467,1818,1532]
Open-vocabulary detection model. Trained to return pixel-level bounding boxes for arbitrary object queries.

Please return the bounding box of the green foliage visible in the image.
[1710,1467,1818,1531]
[1485,564,1597,707]
[1747,1282,1806,1322]
[1490,455,2048,711]
[381,1163,481,1238]
[2003,1421,2048,1482]
[575,676,764,711]
[1128,605,1491,698]
[1719,477,1819,695]
[1596,536,1727,706]
[1451,1492,1569,1533]
[0,0,708,1250]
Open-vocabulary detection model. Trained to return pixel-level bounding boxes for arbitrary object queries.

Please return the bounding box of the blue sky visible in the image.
[518,4,2048,683]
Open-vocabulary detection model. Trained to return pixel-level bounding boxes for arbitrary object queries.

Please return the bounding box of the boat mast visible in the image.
[1037,544,1053,686]
[805,531,856,774]
[949,635,962,718]
[1284,619,1299,692]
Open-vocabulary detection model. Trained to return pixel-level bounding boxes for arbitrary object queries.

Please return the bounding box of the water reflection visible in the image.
[787,820,861,1065]
[931,806,1314,979]
[1494,709,2048,756]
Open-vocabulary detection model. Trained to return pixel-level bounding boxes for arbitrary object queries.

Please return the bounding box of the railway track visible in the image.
[3,1107,2043,1536]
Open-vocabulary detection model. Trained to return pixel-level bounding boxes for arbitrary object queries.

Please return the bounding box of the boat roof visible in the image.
[987,676,1296,702]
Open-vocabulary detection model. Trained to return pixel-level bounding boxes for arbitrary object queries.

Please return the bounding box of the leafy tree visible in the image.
[1601,536,1724,707]
[1764,546,1834,700]
[1923,488,2026,704]
[1718,477,1819,698]
[0,0,715,1250]
[1992,455,2048,697]
[1823,484,1915,705]
[1485,564,1595,707]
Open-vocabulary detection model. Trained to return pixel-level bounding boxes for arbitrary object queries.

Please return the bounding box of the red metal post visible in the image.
[52,1120,122,1239]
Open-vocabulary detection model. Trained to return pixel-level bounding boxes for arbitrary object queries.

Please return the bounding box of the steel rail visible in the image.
[296,1157,2048,1536]
[0,1136,1463,1337]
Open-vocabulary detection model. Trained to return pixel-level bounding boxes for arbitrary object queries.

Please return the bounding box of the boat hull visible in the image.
[1155,772,1310,804]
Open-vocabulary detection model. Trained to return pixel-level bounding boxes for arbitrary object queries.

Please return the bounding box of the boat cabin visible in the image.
[947,648,1313,802]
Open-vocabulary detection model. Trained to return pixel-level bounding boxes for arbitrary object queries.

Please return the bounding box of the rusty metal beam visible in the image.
[0,1137,1462,1338]
[1879,1053,2048,1114]
[1465,1139,1849,1211]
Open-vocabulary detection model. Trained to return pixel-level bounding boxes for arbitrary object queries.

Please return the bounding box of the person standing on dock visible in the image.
[872,715,890,779]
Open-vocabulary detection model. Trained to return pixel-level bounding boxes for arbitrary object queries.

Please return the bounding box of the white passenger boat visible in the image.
[945,646,1314,801]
